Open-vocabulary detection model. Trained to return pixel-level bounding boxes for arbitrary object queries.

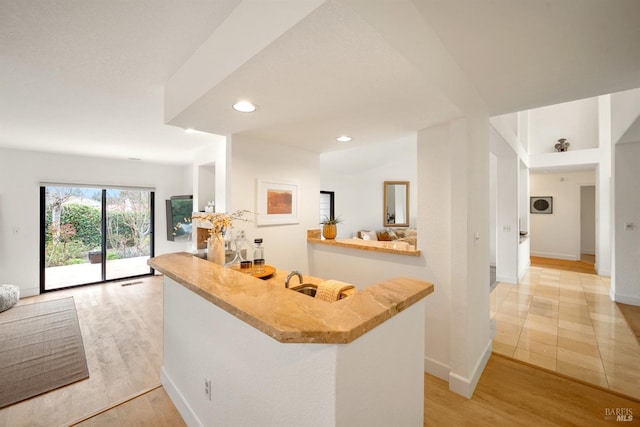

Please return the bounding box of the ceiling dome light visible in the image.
[232,101,256,113]
[336,135,352,142]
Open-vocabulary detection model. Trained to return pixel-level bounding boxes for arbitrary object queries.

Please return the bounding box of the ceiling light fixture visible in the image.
[336,135,352,143]
[232,101,256,113]
[185,128,197,134]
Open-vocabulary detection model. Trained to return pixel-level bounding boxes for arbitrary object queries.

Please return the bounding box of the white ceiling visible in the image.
[1,0,639,164]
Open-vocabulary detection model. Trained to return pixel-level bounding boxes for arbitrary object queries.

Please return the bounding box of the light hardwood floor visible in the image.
[0,276,165,427]
[425,354,639,426]
[2,273,638,426]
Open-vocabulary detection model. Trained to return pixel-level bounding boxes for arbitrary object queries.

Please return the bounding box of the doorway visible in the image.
[40,185,154,291]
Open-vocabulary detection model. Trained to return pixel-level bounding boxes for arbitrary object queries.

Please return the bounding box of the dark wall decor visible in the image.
[530,196,553,214]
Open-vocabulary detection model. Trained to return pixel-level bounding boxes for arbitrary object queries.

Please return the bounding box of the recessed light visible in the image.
[336,135,352,142]
[128,157,141,161]
[185,128,196,134]
[232,101,256,113]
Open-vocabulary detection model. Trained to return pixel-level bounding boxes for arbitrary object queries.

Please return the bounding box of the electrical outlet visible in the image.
[204,377,211,400]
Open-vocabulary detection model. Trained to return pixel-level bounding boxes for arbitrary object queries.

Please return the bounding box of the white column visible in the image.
[418,114,491,398]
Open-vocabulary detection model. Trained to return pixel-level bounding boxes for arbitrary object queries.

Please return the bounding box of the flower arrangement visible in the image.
[174,210,253,240]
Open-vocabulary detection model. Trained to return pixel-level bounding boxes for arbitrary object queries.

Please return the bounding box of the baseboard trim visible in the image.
[596,267,611,277]
[19,287,39,298]
[496,275,517,284]
[424,356,450,382]
[161,367,204,427]
[611,291,640,306]
[530,252,579,261]
[448,340,492,399]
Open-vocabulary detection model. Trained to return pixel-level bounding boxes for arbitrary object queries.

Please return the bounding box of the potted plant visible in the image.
[88,249,102,264]
[320,216,341,240]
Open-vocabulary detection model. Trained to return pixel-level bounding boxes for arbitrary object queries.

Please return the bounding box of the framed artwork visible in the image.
[256,178,299,226]
[530,196,553,214]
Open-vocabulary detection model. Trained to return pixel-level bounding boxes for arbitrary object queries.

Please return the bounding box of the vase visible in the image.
[207,235,225,265]
[322,224,337,240]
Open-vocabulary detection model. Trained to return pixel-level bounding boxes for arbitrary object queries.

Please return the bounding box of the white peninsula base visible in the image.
[161,277,426,427]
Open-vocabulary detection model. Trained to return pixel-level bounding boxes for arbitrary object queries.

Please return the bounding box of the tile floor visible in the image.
[491,265,640,399]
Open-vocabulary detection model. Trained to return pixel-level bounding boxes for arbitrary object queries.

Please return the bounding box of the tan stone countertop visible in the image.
[307,236,421,256]
[149,252,433,344]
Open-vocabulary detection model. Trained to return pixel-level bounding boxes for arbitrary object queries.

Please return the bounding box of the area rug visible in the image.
[617,302,640,344]
[0,297,89,409]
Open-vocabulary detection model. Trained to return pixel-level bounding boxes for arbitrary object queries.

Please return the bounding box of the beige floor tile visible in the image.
[592,320,637,343]
[597,338,640,361]
[534,286,559,297]
[494,329,521,347]
[558,295,588,306]
[529,297,558,318]
[558,310,593,326]
[602,358,640,382]
[590,311,627,323]
[498,301,530,316]
[557,348,605,373]
[491,263,638,397]
[494,312,526,327]
[556,361,609,388]
[516,336,557,358]
[513,348,557,371]
[557,336,600,358]
[599,347,640,372]
[523,318,558,336]
[606,375,640,400]
[492,341,516,357]
[518,327,558,346]
[557,327,597,345]
[558,319,594,335]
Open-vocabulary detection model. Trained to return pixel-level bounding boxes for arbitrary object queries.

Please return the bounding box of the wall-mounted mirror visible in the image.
[384,181,410,227]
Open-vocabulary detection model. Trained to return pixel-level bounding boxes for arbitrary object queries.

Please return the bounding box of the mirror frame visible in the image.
[383,181,410,227]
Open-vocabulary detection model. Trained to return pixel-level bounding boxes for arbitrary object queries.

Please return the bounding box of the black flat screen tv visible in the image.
[166,195,193,241]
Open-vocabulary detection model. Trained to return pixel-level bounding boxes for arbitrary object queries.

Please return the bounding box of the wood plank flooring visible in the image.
[530,255,597,274]
[72,386,184,427]
[0,276,165,427]
[2,273,638,426]
[425,354,639,426]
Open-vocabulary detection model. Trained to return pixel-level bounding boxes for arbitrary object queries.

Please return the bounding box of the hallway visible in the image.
[491,264,640,400]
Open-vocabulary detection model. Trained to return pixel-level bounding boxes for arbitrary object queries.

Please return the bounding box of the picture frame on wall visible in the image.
[530,196,553,214]
[256,178,299,226]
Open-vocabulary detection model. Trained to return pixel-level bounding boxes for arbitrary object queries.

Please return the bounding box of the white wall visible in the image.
[227,135,320,273]
[529,170,596,260]
[320,137,418,239]
[580,186,596,254]
[528,97,599,154]
[613,141,640,305]
[0,147,190,297]
[611,88,640,145]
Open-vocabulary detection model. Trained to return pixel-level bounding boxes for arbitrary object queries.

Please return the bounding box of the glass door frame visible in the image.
[39,185,155,293]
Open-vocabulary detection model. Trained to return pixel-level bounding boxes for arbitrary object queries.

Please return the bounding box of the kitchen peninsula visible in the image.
[149,252,434,427]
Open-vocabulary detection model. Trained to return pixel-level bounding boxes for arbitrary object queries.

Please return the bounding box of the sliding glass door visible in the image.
[105,189,153,280]
[41,185,154,291]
